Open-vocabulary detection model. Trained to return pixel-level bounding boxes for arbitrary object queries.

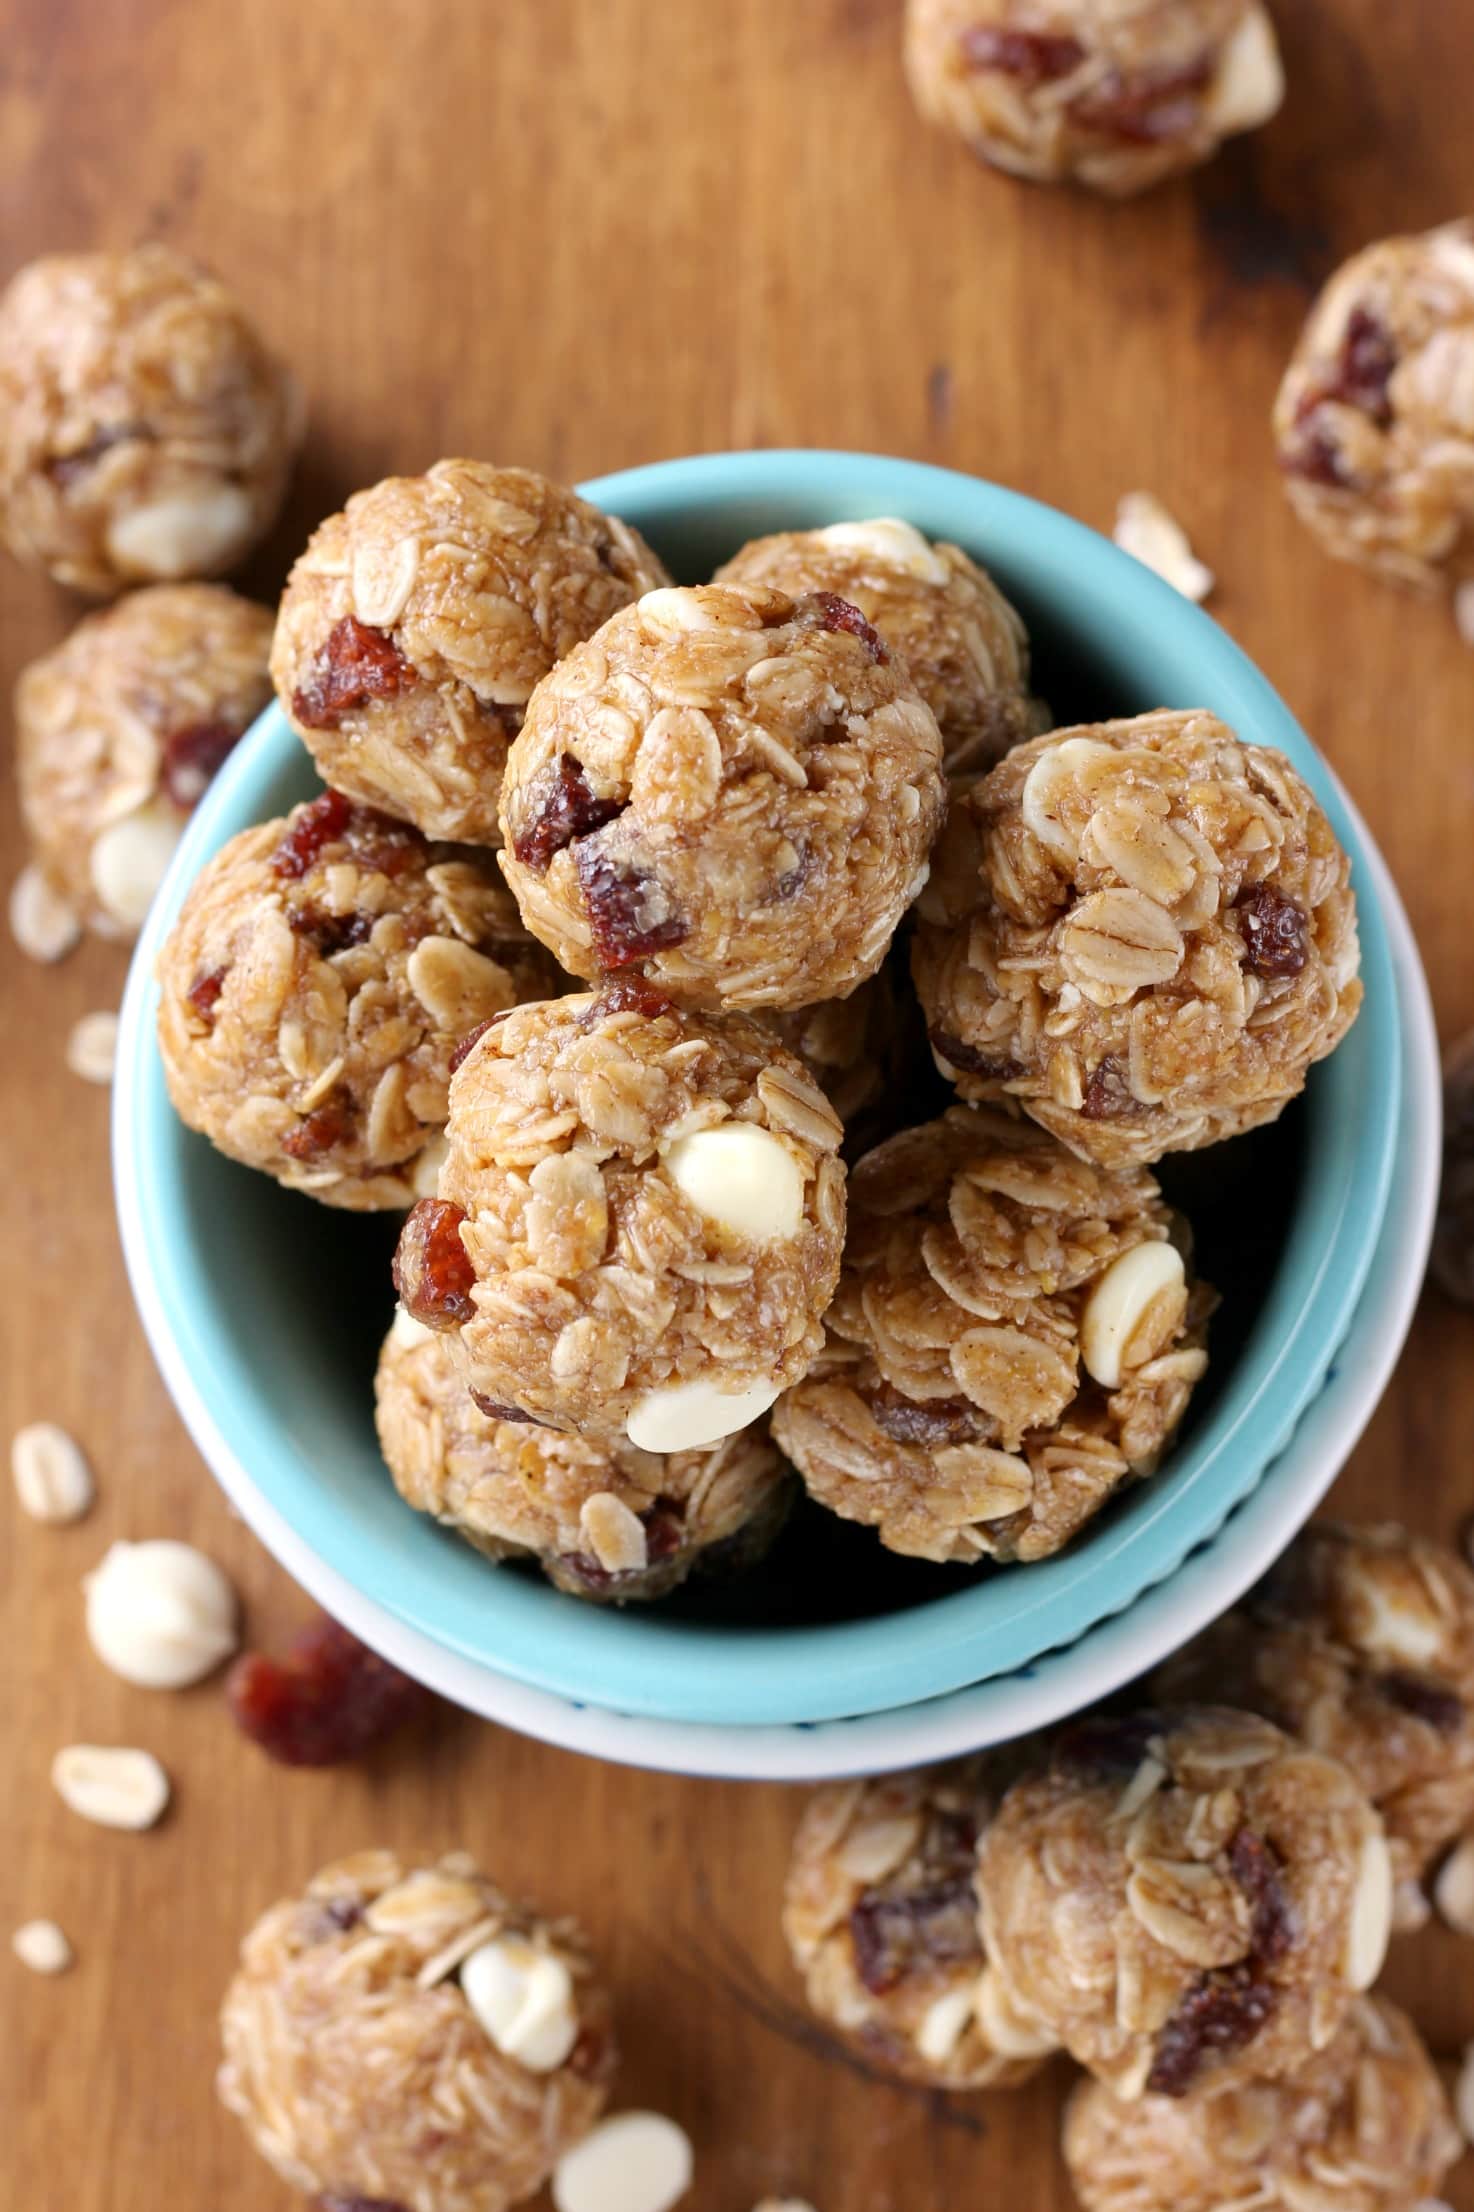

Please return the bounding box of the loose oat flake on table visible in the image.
[1154,1522,1474,1919]
[155,789,559,1208]
[497,582,945,1009]
[271,460,670,843]
[903,0,1284,197]
[0,244,299,596]
[1063,1995,1459,2212]
[911,708,1361,1167]
[783,1757,1057,2090]
[714,516,1049,780]
[375,1309,794,1602]
[51,1744,172,1831]
[11,1419,95,1523]
[1274,222,1474,601]
[1112,493,1214,603]
[394,986,846,1450]
[977,1707,1393,2100]
[771,1105,1211,1565]
[15,582,273,941]
[218,1850,616,2212]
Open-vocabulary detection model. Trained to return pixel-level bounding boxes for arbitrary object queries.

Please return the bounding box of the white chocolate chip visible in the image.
[1433,1834,1474,1936]
[661,1124,804,1243]
[1113,493,1215,603]
[1019,738,1117,865]
[12,1919,73,1975]
[1456,2042,1474,2145]
[1343,1828,1393,1991]
[51,1745,171,1830]
[83,1541,238,1689]
[461,1935,580,2072]
[626,1376,781,1454]
[915,1982,977,2066]
[11,1422,95,1524]
[90,798,185,933]
[388,1303,437,1351]
[9,865,80,963]
[1455,580,1474,649]
[814,516,949,585]
[974,1964,1059,2058]
[65,1010,119,1086]
[579,1492,649,1576]
[1205,3,1285,133]
[1079,1241,1186,1389]
[553,2111,695,2212]
[105,485,254,580]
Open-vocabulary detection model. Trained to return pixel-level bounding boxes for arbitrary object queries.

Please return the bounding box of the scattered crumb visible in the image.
[65,1010,119,1086]
[1113,492,1215,603]
[8,864,80,964]
[12,1919,73,1975]
[11,1420,96,1524]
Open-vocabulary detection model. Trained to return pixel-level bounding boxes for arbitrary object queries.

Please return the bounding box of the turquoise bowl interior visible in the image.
[114,451,1401,1729]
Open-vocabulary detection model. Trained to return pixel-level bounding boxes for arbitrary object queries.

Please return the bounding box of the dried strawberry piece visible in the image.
[1236,885,1308,978]
[161,719,242,810]
[513,754,624,873]
[867,1383,989,1447]
[448,1017,502,1075]
[928,1027,1021,1080]
[281,1100,352,1161]
[272,789,355,879]
[1378,1671,1465,1733]
[226,1616,433,1768]
[393,1198,477,1329]
[292,616,413,731]
[1146,1967,1278,2095]
[1069,57,1213,144]
[1283,421,1352,488]
[566,2018,617,2084]
[1331,307,1398,426]
[469,1389,546,1424]
[591,974,678,1021]
[1228,1828,1296,1964]
[1081,1057,1138,1120]
[287,903,375,955]
[800,591,890,664]
[961,25,1085,81]
[574,845,689,970]
[186,966,227,1023]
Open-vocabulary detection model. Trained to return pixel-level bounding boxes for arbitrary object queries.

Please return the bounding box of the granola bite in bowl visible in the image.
[218,1849,615,2212]
[115,452,1418,1767]
[271,461,670,843]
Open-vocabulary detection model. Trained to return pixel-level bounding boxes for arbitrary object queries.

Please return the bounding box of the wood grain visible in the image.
[4,3,1472,2207]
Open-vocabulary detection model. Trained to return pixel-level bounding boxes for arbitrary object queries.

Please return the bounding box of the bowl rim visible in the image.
[112,805,1438,1778]
[115,449,1404,1729]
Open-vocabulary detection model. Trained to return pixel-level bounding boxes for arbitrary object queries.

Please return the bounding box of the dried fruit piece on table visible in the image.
[225,1615,434,1767]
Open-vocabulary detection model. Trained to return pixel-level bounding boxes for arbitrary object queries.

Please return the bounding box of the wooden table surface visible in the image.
[5,4,1473,2207]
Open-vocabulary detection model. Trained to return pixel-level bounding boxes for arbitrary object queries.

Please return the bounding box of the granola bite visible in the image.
[156,790,558,1209]
[0,245,298,597]
[977,1708,1394,2100]
[497,584,945,1009]
[374,1309,794,1602]
[1063,1995,1459,2212]
[903,0,1284,198]
[15,582,273,943]
[911,710,1362,1168]
[1154,1523,1474,1915]
[217,1849,615,2212]
[714,518,1046,779]
[1273,223,1474,598]
[392,983,846,1448]
[770,1106,1210,1565]
[271,461,670,843]
[783,1759,1057,2090]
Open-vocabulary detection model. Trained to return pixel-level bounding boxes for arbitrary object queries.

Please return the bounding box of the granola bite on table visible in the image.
[15,582,273,942]
[770,1106,1211,1565]
[217,1850,615,2212]
[497,583,945,1009]
[1154,1522,1474,1921]
[374,1309,794,1602]
[903,0,1284,198]
[0,244,298,596]
[976,1708,1394,2100]
[271,461,670,843]
[911,710,1362,1167]
[392,984,846,1449]
[714,518,1047,779]
[1062,1995,1459,2212]
[156,789,558,1209]
[1274,222,1474,599]
[783,1759,1057,2090]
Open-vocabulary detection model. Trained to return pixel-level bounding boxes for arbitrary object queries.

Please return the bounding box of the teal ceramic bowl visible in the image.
[114,451,1402,1732]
